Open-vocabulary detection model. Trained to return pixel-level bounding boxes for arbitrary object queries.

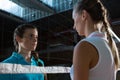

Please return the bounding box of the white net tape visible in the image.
[0,63,70,74]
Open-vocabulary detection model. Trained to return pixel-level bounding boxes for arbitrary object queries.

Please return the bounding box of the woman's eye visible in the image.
[30,34,33,38]
[29,34,38,39]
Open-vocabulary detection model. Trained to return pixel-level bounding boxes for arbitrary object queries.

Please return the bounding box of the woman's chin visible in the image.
[30,48,36,51]
[78,32,84,36]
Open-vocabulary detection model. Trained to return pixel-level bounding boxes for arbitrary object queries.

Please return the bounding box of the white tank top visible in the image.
[70,31,116,80]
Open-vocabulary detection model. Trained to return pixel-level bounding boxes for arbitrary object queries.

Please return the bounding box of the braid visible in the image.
[100,0,120,68]
[31,51,42,66]
[103,21,119,69]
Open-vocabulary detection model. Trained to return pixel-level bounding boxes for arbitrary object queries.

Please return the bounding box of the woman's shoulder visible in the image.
[2,56,15,63]
[75,40,94,50]
[2,52,22,64]
[74,40,98,58]
[73,40,98,69]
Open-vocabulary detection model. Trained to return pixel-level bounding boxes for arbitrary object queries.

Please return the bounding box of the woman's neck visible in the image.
[85,19,99,37]
[18,50,31,63]
[85,24,96,37]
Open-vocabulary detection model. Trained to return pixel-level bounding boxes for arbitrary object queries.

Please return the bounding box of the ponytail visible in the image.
[31,51,43,66]
[100,0,120,68]
[103,20,120,69]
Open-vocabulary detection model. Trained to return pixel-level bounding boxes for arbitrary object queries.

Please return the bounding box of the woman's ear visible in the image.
[81,10,88,21]
[16,36,22,43]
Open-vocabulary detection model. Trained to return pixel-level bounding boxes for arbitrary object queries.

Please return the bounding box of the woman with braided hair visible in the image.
[70,0,120,80]
[2,24,46,80]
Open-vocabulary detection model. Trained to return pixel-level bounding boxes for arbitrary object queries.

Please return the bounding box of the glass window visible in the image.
[0,0,23,18]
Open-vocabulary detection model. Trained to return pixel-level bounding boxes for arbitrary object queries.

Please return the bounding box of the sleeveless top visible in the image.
[70,31,116,80]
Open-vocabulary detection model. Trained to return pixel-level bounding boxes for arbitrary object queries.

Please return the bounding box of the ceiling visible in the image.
[10,0,55,13]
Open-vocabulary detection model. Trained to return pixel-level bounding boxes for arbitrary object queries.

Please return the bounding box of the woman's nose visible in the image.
[33,37,37,42]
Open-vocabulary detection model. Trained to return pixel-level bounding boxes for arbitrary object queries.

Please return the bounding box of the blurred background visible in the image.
[0,0,120,80]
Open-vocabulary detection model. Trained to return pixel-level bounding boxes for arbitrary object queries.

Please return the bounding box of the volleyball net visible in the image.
[0,63,70,74]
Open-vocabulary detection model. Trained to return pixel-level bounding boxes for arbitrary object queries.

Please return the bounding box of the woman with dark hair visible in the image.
[70,0,120,80]
[2,24,46,80]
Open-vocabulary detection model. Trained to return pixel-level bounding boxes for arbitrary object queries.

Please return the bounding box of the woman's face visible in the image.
[18,28,38,51]
[72,11,85,36]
